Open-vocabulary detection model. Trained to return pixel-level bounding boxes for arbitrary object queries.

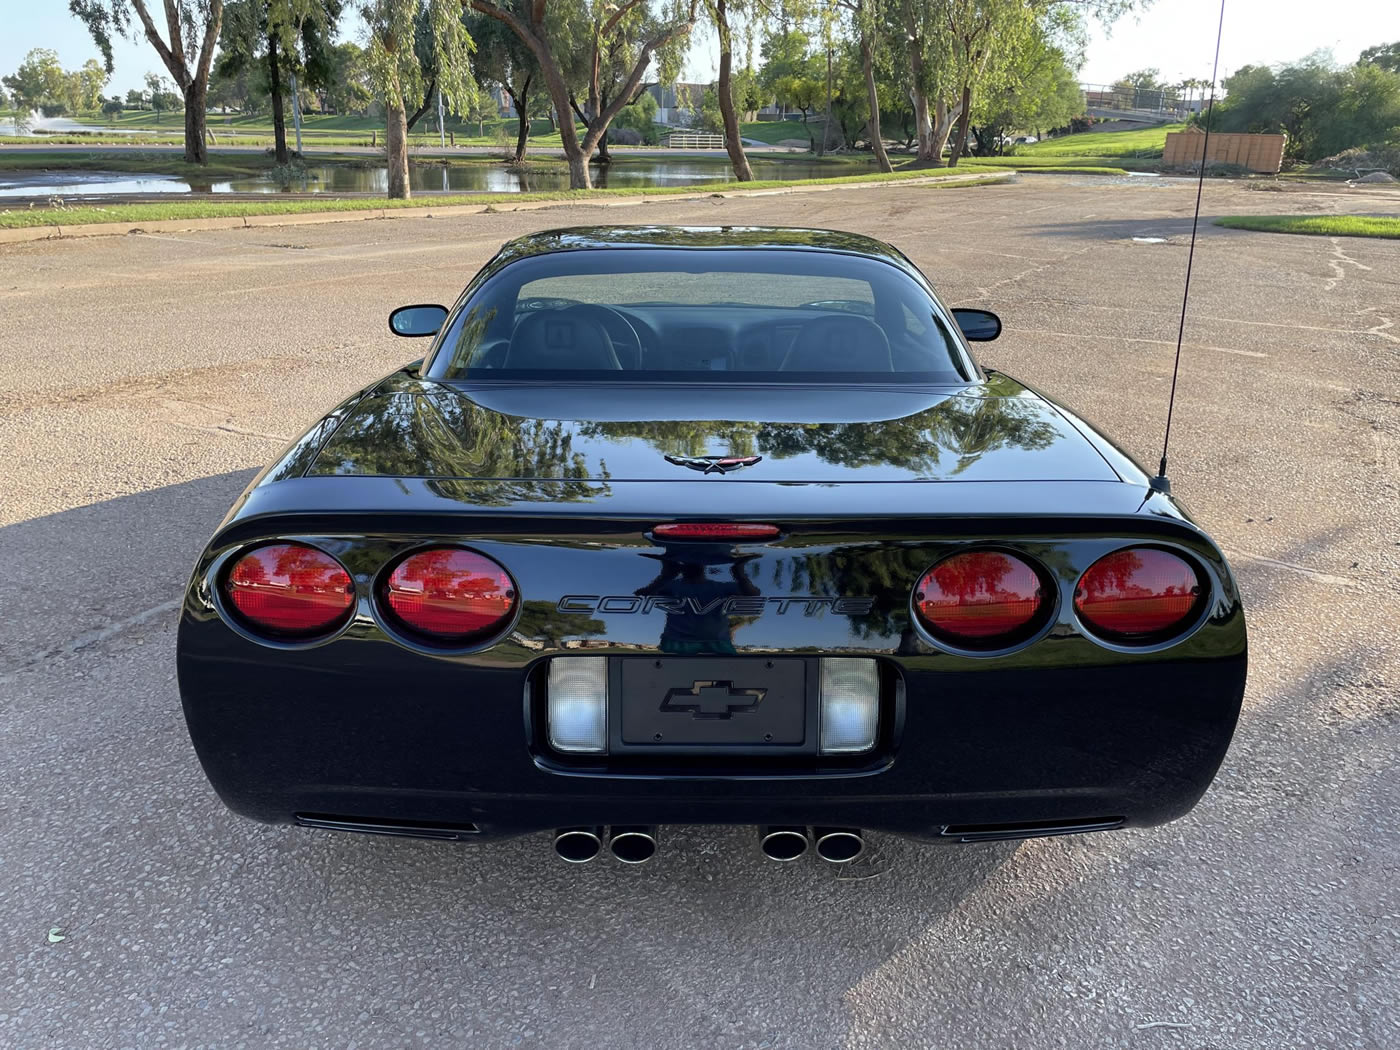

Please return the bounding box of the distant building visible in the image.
[646,82,706,126]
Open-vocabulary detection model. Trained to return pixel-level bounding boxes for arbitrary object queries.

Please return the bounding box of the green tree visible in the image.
[321,41,374,113]
[554,0,689,166]
[466,10,541,160]
[699,0,759,179]
[75,58,110,111]
[69,0,224,163]
[1360,41,1400,73]
[760,27,824,140]
[217,0,342,163]
[360,0,476,199]
[831,0,892,170]
[971,32,1082,152]
[1210,54,1369,161]
[101,95,125,121]
[467,0,700,189]
[144,71,182,123]
[612,86,661,143]
[2,49,69,111]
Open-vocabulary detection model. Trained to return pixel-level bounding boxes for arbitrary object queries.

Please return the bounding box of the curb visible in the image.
[0,173,1009,245]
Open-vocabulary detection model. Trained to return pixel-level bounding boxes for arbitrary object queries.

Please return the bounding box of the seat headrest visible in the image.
[781,315,893,372]
[505,309,622,371]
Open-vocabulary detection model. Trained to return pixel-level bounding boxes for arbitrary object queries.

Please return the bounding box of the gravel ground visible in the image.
[1,176,1398,1049]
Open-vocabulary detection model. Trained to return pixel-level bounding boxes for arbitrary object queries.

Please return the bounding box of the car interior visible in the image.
[443,297,962,379]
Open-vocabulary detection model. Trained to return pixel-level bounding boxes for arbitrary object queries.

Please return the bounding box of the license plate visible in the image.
[614,657,811,752]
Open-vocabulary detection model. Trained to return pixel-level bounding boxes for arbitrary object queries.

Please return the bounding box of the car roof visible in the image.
[491,225,918,275]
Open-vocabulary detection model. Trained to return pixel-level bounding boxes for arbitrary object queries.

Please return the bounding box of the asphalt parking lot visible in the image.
[2,175,1398,1049]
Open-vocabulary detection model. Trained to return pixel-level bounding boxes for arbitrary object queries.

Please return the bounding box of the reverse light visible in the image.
[914,551,1048,649]
[224,543,355,638]
[819,658,880,754]
[1075,548,1205,643]
[381,547,517,643]
[547,658,608,753]
[653,523,780,541]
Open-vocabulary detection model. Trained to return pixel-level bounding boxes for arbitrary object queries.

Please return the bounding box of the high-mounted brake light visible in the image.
[653,523,780,540]
[225,543,355,638]
[1075,548,1204,642]
[914,551,1048,649]
[380,547,517,643]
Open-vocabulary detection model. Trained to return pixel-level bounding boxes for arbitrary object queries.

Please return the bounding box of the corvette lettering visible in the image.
[557,595,876,615]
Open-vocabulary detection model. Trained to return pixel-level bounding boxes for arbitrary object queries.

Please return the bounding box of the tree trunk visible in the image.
[819,46,832,157]
[715,0,752,181]
[536,55,591,188]
[267,33,289,165]
[912,89,932,160]
[386,97,409,199]
[407,78,436,130]
[948,84,972,167]
[182,83,209,164]
[566,149,590,189]
[597,125,611,164]
[860,30,891,172]
[508,78,532,162]
[929,97,960,162]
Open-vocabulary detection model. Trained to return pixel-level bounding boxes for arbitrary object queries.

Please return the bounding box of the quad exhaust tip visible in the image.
[813,827,865,864]
[608,826,658,864]
[759,826,811,862]
[554,826,604,863]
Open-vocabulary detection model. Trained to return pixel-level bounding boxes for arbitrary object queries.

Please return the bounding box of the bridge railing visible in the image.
[665,132,726,149]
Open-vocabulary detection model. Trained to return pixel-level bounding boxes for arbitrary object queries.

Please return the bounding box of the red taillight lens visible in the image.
[381,548,517,642]
[653,523,780,540]
[1074,548,1204,642]
[225,543,355,637]
[914,551,1047,648]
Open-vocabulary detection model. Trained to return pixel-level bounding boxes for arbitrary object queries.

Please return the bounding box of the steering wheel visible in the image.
[562,304,644,369]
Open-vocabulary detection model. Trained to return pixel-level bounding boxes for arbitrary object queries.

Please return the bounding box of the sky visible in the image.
[0,0,1394,105]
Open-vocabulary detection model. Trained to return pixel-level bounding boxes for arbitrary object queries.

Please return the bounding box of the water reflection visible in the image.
[0,157,875,198]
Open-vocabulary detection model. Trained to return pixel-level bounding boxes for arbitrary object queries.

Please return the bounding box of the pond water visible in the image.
[0,157,869,198]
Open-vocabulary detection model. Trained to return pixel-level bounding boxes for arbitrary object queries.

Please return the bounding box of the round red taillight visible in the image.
[225,543,355,637]
[914,551,1048,648]
[381,548,517,643]
[1074,548,1204,642]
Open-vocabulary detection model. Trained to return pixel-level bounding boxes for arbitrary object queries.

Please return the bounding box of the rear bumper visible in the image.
[177,615,1246,843]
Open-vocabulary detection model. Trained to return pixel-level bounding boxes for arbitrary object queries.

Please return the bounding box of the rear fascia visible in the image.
[177,481,1245,841]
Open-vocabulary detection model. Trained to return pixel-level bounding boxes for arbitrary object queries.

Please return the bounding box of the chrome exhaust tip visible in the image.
[554,826,604,863]
[813,827,865,864]
[759,826,811,862]
[608,825,658,864]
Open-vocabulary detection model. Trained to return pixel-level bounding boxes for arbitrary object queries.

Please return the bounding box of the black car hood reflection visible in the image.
[306,372,1117,484]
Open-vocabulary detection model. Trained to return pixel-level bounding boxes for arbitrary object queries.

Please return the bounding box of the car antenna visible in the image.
[1151,0,1227,496]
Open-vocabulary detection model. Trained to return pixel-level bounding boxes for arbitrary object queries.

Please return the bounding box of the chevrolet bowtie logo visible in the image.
[660,680,767,719]
[664,454,762,475]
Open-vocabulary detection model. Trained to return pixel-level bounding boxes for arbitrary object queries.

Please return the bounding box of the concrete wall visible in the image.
[1163,129,1285,173]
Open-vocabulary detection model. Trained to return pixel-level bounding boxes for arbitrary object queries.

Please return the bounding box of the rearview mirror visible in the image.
[952,308,1002,342]
[389,304,449,337]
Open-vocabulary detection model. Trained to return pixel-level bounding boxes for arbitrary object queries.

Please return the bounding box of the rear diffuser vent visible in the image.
[941,817,1123,843]
[295,814,480,840]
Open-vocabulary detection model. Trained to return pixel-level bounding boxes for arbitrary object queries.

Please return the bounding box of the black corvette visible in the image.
[177,226,1246,864]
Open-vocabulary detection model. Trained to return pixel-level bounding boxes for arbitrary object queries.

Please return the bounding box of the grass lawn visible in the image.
[1214,215,1400,239]
[1013,123,1184,158]
[0,166,1012,229]
[740,119,827,145]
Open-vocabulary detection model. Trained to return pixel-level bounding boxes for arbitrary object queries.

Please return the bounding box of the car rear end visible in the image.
[177,473,1246,855]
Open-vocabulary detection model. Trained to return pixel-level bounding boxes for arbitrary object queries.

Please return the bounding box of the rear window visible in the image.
[427,248,966,383]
